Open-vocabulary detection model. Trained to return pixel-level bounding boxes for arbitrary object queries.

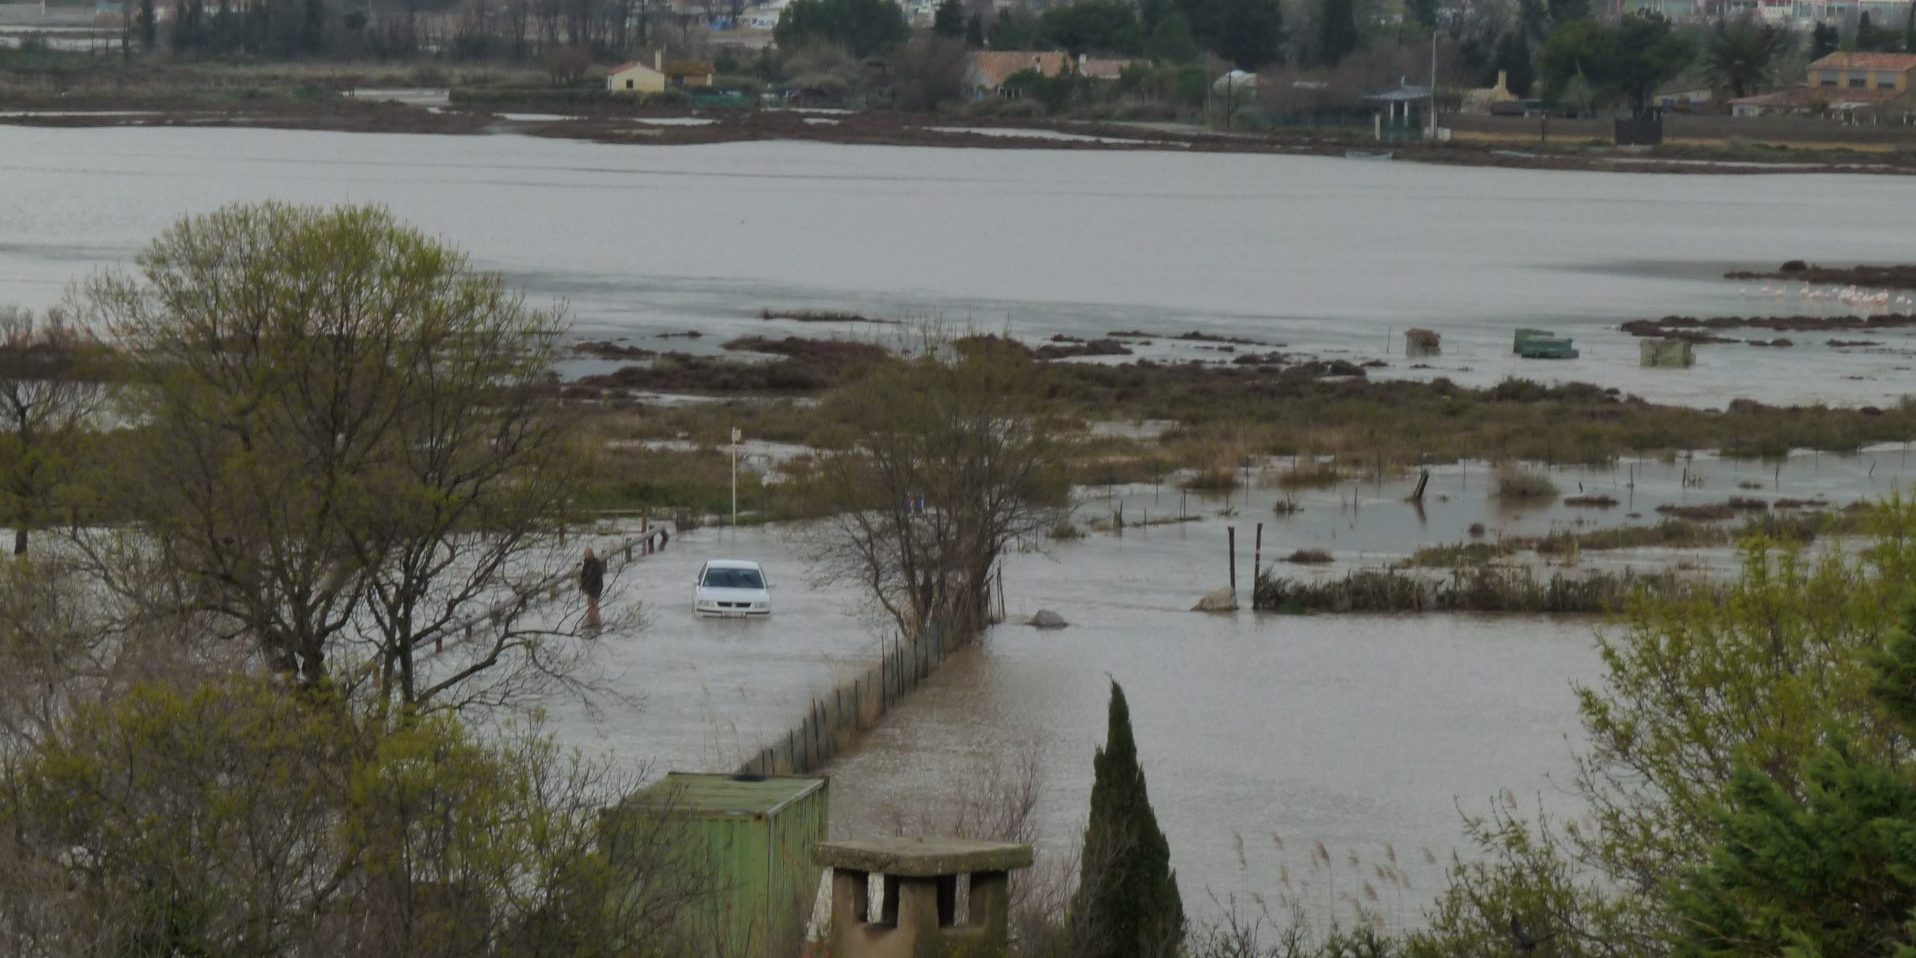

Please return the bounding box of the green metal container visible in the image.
[609,773,828,958]
[1512,327,1556,354]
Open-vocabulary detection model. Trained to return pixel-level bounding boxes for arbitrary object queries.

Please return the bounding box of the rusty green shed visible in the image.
[612,772,828,958]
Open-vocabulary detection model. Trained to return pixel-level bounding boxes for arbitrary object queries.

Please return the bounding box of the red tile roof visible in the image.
[1808,52,1916,73]
[967,51,1070,88]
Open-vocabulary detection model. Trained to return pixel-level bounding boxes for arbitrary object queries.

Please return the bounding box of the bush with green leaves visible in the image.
[1408,499,1916,957]
[1669,599,1916,955]
[0,677,702,958]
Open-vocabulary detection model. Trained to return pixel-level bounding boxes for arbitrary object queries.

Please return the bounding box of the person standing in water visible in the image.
[580,547,606,631]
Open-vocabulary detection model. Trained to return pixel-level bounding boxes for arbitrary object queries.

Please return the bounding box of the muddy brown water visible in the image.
[544,520,1604,932]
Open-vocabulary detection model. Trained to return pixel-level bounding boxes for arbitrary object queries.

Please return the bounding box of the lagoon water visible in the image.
[3,124,1904,929]
[4,124,1915,406]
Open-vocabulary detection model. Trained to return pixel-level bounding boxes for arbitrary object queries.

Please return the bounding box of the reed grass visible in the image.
[1493,462,1559,500]
[1252,566,1686,614]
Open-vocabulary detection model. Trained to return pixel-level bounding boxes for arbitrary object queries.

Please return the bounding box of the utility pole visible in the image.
[730,426,741,531]
[1428,27,1438,141]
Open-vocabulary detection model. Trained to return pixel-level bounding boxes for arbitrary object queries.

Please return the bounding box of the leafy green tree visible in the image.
[1905,0,1914,53]
[1406,0,1437,31]
[84,203,579,711]
[1671,603,1916,957]
[1314,0,1357,65]
[1706,17,1786,98]
[989,6,1040,48]
[1145,11,1200,63]
[932,0,964,38]
[1517,0,1548,42]
[1810,19,1838,59]
[1071,680,1184,958]
[965,10,985,47]
[775,0,908,58]
[1210,0,1283,69]
[0,306,104,556]
[1040,0,1143,55]
[1538,12,1691,115]
[1612,11,1695,113]
[1546,0,1589,27]
[0,676,707,957]
[1411,503,1916,956]
[891,34,971,110]
[1856,9,1904,50]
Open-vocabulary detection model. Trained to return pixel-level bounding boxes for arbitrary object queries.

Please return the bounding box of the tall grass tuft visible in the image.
[1493,463,1559,500]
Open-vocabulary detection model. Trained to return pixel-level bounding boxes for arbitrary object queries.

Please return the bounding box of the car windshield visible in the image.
[702,568,764,590]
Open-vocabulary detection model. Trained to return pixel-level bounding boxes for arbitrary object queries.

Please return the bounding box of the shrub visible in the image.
[1493,462,1558,500]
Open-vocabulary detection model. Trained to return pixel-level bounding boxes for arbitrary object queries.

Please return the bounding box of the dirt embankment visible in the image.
[6,83,1916,176]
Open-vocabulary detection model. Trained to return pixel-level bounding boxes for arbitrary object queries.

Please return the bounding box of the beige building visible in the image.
[1808,51,1916,95]
[1460,69,1520,114]
[607,54,668,94]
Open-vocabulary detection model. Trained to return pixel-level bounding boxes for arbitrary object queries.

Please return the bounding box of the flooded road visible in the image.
[542,442,1910,928]
[541,523,883,773]
[823,614,1601,932]
[547,516,1606,931]
[4,125,1915,406]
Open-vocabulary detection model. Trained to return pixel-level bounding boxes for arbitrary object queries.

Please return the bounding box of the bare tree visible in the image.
[78,202,587,715]
[0,305,106,556]
[806,336,1070,639]
[891,34,972,111]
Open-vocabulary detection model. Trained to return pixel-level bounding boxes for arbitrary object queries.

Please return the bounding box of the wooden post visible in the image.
[1228,526,1237,598]
[1411,469,1430,501]
[1254,522,1263,583]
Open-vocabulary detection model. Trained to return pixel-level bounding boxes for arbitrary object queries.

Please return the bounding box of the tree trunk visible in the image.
[12,525,24,556]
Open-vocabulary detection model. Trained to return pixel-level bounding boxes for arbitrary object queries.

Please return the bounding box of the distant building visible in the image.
[1460,70,1519,114]
[608,55,669,94]
[607,53,716,93]
[1808,51,1916,96]
[1735,52,1916,122]
[665,59,717,89]
[1077,55,1146,81]
[964,51,1071,98]
[1653,84,1717,111]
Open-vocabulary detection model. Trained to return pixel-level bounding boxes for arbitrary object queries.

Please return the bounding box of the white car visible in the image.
[694,559,772,618]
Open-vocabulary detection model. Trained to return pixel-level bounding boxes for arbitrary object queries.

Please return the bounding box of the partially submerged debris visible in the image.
[573,339,657,360]
[1028,609,1069,629]
[1192,587,1238,613]
[761,308,897,324]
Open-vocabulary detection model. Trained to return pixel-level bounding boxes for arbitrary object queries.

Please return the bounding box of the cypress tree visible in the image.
[1315,0,1357,66]
[1071,680,1184,958]
[933,0,965,39]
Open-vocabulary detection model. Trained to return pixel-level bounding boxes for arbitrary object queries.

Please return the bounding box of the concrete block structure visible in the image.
[817,837,1033,958]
